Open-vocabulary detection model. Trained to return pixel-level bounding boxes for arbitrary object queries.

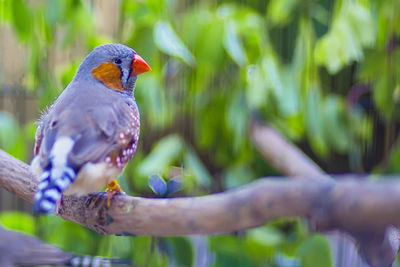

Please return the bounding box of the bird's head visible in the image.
[74,43,151,93]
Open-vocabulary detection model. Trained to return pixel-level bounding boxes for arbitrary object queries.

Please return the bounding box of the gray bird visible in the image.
[30,44,151,214]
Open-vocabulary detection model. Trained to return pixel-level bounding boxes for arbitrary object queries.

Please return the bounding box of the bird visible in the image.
[0,223,132,266]
[31,43,151,214]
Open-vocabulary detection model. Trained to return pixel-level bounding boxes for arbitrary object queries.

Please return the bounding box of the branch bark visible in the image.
[1,149,400,266]
[250,119,400,267]
[0,149,399,232]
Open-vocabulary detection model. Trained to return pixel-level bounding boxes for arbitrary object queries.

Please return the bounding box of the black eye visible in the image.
[114,58,122,65]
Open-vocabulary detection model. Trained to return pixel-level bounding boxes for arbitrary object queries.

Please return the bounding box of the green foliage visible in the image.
[296,234,332,267]
[1,0,399,265]
[0,211,35,235]
[154,21,196,66]
[315,0,376,74]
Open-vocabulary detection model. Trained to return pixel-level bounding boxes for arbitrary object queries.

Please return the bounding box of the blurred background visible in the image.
[0,0,399,266]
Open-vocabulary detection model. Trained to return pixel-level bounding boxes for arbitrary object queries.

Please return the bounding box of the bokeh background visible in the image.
[0,0,399,266]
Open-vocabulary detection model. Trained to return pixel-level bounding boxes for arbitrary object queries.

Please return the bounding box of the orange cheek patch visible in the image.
[91,62,124,91]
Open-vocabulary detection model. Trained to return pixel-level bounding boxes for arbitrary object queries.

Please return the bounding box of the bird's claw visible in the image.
[106,179,125,207]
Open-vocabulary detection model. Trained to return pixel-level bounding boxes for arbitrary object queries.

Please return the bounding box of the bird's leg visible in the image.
[106,179,125,207]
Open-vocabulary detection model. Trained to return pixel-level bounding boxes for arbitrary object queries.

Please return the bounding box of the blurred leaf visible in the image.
[384,140,400,173]
[305,89,328,156]
[226,89,248,153]
[148,174,167,196]
[10,0,33,41]
[321,96,349,152]
[274,253,300,267]
[154,21,195,66]
[296,234,332,267]
[131,236,167,266]
[162,237,193,267]
[136,74,169,128]
[247,226,284,247]
[0,0,12,21]
[267,0,301,26]
[138,135,183,177]
[223,164,254,189]
[166,177,182,196]
[0,212,35,235]
[373,63,396,118]
[39,216,92,254]
[315,1,376,74]
[184,147,212,187]
[246,65,268,109]
[224,21,248,66]
[58,61,81,89]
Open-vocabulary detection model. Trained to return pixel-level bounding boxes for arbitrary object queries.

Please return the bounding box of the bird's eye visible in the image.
[114,58,122,65]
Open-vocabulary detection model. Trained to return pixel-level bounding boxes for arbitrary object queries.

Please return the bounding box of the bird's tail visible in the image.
[67,255,132,267]
[33,137,76,214]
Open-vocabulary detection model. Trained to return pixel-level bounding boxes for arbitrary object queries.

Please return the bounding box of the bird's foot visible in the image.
[106,179,125,207]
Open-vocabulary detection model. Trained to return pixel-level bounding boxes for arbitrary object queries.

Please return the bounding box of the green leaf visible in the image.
[39,216,92,254]
[223,164,253,189]
[226,89,248,152]
[296,234,332,267]
[163,237,193,267]
[246,65,268,109]
[247,226,284,247]
[315,1,376,74]
[305,89,328,156]
[267,0,301,26]
[0,0,12,21]
[224,21,248,66]
[384,139,400,173]
[321,96,349,152]
[10,0,33,41]
[184,148,212,187]
[138,135,184,177]
[154,21,195,66]
[136,74,169,128]
[0,212,35,235]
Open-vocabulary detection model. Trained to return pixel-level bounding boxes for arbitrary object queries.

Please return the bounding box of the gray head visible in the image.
[73,43,151,94]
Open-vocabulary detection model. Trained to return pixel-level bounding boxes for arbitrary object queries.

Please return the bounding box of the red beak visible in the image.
[132,54,151,75]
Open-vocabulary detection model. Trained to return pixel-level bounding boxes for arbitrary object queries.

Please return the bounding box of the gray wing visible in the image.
[36,84,140,170]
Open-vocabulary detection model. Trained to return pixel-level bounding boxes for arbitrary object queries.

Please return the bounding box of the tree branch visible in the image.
[0,149,399,233]
[249,119,400,267]
[2,149,400,266]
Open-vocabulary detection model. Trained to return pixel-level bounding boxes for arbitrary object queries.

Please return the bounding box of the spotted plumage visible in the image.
[31,43,151,214]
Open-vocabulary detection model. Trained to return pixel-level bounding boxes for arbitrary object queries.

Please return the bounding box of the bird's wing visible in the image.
[68,101,140,168]
[37,87,140,170]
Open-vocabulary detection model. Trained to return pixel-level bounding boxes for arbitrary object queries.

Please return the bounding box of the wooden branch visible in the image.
[249,119,399,267]
[0,149,399,233]
[2,149,400,266]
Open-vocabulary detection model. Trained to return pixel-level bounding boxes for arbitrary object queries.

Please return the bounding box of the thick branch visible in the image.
[1,149,400,239]
[249,120,400,267]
